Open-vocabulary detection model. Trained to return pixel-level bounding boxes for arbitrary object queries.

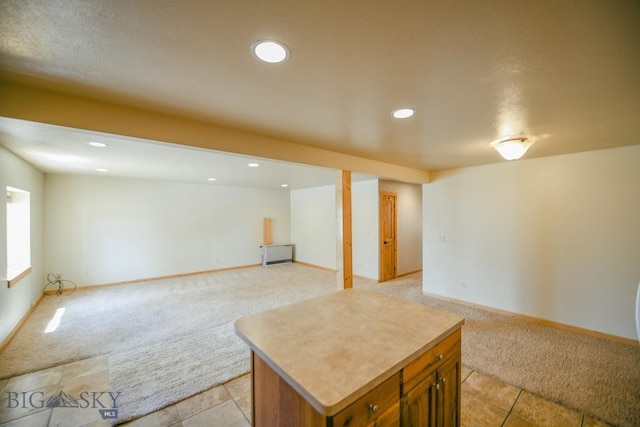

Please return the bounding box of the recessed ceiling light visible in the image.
[392,108,415,119]
[252,40,289,63]
[88,142,108,147]
[248,163,260,168]
[207,178,217,181]
[281,184,289,188]
[96,168,108,172]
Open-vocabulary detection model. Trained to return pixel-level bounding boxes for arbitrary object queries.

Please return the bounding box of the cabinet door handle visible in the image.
[369,403,378,413]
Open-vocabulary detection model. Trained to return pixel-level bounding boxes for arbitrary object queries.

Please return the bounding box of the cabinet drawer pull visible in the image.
[369,403,378,413]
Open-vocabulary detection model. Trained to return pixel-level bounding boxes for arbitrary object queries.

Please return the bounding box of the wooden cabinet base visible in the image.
[252,352,325,426]
[250,328,461,427]
[252,352,400,427]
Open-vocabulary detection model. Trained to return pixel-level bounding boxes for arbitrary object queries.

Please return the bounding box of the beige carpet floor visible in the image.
[0,264,638,426]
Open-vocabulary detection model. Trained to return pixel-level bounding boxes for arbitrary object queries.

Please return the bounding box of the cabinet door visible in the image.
[371,402,400,427]
[435,357,460,427]
[401,372,436,427]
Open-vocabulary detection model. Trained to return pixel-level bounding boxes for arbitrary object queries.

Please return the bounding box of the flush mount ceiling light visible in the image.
[252,40,289,63]
[490,136,534,160]
[207,178,217,182]
[248,162,260,167]
[392,108,415,119]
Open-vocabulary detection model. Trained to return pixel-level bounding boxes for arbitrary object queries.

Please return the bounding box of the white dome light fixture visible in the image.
[392,108,415,119]
[252,40,289,63]
[490,136,534,160]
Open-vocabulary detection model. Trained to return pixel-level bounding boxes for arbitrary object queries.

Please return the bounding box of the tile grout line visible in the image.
[45,362,68,427]
[176,384,240,425]
[500,388,523,427]
[224,382,251,425]
[230,395,251,425]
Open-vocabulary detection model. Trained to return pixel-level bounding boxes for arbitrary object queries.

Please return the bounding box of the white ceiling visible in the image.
[0,117,353,189]
[0,0,639,186]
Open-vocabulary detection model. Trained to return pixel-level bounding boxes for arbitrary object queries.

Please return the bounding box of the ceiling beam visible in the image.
[0,74,430,184]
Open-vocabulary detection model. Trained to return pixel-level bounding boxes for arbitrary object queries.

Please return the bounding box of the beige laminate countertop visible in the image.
[234,288,465,417]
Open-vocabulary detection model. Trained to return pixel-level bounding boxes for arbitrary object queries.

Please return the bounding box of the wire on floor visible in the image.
[43,273,77,296]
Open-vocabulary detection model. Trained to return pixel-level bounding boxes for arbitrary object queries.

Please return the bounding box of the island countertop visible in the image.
[234,288,465,417]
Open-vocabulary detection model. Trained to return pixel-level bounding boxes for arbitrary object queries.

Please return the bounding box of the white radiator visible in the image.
[260,244,293,266]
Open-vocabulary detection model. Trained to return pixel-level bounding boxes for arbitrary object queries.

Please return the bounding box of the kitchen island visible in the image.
[234,289,465,426]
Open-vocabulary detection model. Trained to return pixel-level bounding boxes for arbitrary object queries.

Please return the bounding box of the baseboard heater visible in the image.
[260,244,293,267]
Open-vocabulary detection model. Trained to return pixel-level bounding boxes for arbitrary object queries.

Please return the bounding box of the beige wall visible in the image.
[290,184,336,270]
[352,180,380,280]
[290,179,421,280]
[379,180,422,276]
[423,145,640,340]
[0,146,44,344]
[44,174,291,286]
[290,179,380,280]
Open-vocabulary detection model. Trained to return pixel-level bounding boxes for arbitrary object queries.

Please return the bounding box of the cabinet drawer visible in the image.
[402,329,460,393]
[332,372,400,427]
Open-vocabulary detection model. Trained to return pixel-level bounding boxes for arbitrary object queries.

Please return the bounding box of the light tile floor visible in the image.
[0,357,611,427]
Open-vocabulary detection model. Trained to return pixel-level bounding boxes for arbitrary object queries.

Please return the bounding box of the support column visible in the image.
[336,170,353,289]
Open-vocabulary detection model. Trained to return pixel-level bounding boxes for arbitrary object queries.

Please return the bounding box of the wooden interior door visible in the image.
[380,192,397,282]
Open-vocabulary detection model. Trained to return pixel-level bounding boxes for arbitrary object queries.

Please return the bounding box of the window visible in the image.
[6,186,30,285]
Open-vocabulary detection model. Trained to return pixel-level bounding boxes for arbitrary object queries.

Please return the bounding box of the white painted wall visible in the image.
[380,180,422,276]
[290,184,336,270]
[0,146,44,344]
[423,145,640,340]
[352,180,379,280]
[290,179,380,280]
[44,174,291,286]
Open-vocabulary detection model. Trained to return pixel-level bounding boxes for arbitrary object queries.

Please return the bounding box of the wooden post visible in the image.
[336,170,353,289]
[263,218,272,245]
